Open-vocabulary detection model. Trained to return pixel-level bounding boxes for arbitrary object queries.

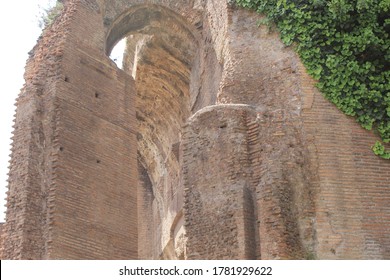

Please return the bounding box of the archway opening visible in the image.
[109,38,126,69]
[106,4,199,259]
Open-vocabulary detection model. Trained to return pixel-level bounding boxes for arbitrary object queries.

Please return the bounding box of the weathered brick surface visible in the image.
[299,64,390,259]
[183,105,258,259]
[1,2,76,259]
[0,223,4,258]
[2,0,138,259]
[1,0,389,260]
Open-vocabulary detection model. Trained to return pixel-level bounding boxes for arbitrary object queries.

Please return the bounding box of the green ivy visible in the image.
[373,141,390,159]
[235,0,390,159]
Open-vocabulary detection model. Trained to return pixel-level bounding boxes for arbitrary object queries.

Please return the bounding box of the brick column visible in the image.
[183,105,258,259]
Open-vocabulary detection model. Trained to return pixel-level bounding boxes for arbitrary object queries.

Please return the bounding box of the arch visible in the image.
[105,4,200,55]
[106,4,201,259]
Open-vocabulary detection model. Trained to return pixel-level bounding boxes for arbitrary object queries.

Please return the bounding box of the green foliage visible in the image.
[235,0,390,159]
[39,1,64,29]
[373,141,390,159]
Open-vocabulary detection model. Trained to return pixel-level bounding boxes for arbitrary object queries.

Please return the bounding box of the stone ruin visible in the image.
[0,0,389,259]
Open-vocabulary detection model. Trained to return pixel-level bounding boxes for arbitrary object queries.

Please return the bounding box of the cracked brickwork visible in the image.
[1,0,389,260]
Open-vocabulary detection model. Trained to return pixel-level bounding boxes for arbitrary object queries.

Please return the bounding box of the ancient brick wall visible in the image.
[1,0,389,260]
[210,7,318,259]
[0,223,3,258]
[118,2,204,259]
[204,4,389,259]
[2,2,77,259]
[183,105,258,259]
[2,0,139,259]
[300,68,390,259]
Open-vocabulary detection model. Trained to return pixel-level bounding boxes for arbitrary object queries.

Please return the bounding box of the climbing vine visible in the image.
[235,0,390,159]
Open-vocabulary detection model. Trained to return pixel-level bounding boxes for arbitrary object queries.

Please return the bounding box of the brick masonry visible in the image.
[1,0,389,260]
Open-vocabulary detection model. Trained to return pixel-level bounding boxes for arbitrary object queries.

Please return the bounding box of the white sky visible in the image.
[0,1,125,222]
[0,0,55,222]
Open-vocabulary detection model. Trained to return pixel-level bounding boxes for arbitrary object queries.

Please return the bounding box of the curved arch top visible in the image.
[104,2,203,55]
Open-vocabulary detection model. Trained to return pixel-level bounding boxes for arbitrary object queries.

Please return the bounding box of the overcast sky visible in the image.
[0,0,56,222]
[0,1,125,222]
